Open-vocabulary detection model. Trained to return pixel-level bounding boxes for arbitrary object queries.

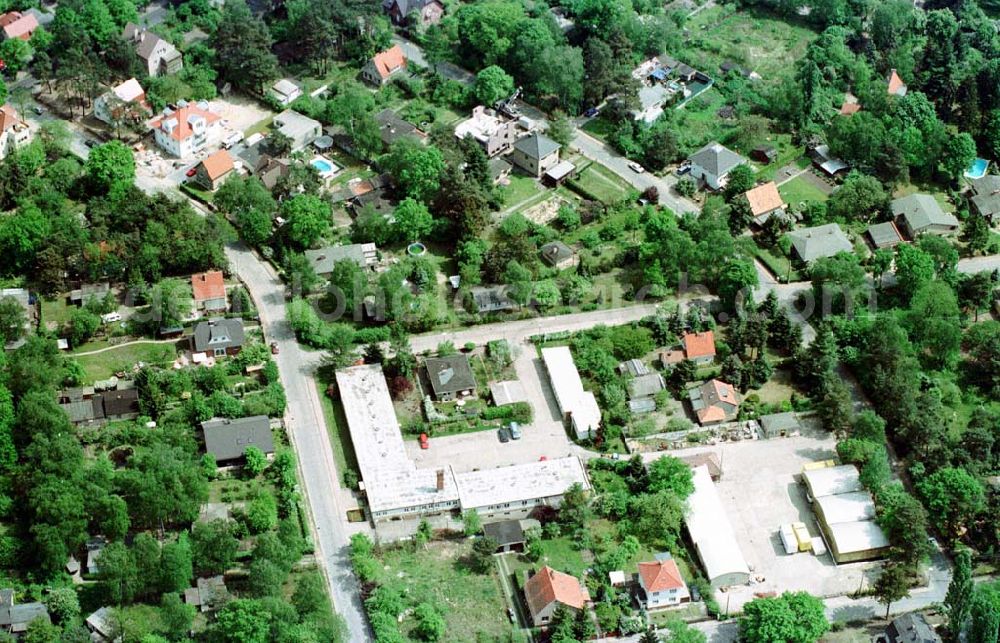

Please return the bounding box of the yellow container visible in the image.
[792,522,812,552]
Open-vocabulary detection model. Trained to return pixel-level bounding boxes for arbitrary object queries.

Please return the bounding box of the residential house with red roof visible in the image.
[637,557,690,609]
[0,11,37,40]
[887,69,907,97]
[689,379,740,425]
[149,100,222,158]
[523,566,590,627]
[361,45,407,86]
[682,331,717,365]
[191,270,227,313]
[194,149,235,191]
[743,182,787,227]
[0,105,30,161]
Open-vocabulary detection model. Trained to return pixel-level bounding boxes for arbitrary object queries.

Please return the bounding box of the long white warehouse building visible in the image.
[685,465,751,588]
[541,346,602,440]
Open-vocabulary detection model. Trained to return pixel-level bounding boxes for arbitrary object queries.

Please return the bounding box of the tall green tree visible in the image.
[946,549,974,637]
[739,592,829,643]
[211,0,279,94]
[85,141,134,194]
[873,561,910,618]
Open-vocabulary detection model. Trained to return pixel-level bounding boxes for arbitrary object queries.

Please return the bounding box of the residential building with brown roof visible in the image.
[887,69,907,97]
[523,566,590,626]
[689,379,740,425]
[744,182,786,226]
[362,45,407,86]
[191,270,227,312]
[123,23,182,76]
[0,105,30,161]
[637,556,690,609]
[194,149,235,191]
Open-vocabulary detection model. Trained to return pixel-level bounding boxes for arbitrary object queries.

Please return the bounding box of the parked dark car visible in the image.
[497,427,511,443]
[583,107,600,118]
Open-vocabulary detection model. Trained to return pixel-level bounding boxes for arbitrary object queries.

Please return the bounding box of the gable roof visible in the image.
[150,102,220,142]
[199,149,234,181]
[0,104,20,132]
[638,559,686,593]
[691,379,740,423]
[839,101,861,116]
[513,133,560,161]
[482,520,525,546]
[370,45,407,80]
[272,78,300,97]
[424,354,477,396]
[683,331,716,359]
[787,223,853,262]
[745,182,784,216]
[969,175,1000,196]
[112,78,145,103]
[192,318,244,352]
[887,69,907,96]
[888,613,941,643]
[191,270,226,303]
[891,194,958,231]
[689,142,745,177]
[0,11,38,39]
[971,190,1000,218]
[524,566,590,616]
[384,0,441,14]
[866,221,903,248]
[628,372,665,399]
[202,415,273,461]
[375,108,427,145]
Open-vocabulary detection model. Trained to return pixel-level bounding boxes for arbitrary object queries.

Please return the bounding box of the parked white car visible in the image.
[101,312,122,324]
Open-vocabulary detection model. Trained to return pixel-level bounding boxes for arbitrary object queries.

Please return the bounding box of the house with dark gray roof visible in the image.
[58,384,139,425]
[183,575,229,613]
[305,244,378,276]
[489,157,513,184]
[787,223,853,263]
[382,0,443,26]
[688,142,746,190]
[201,415,274,465]
[470,286,516,314]
[969,176,1000,225]
[191,318,245,356]
[482,520,526,553]
[424,354,477,401]
[0,589,50,636]
[628,373,666,400]
[509,133,561,178]
[866,221,904,249]
[375,109,427,147]
[892,194,959,238]
[886,613,941,643]
[540,241,577,269]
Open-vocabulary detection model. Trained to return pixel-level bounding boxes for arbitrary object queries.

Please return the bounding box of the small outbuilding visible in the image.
[539,241,578,270]
[482,520,526,553]
[866,221,904,249]
[759,412,802,438]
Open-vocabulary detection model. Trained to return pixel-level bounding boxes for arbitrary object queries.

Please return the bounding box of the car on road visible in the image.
[419,433,429,449]
[675,161,692,176]
[84,139,98,148]
[539,455,547,461]
[269,342,279,355]
[185,167,197,177]
[628,161,645,173]
[507,607,515,623]
[32,106,44,115]
[497,427,511,443]
[101,312,122,324]
[583,107,600,118]
[509,422,522,440]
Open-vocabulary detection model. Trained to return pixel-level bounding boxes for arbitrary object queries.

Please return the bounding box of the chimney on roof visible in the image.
[436,469,445,491]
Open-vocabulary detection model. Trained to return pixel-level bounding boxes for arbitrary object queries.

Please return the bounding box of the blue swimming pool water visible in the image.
[965,158,989,179]
[311,158,333,173]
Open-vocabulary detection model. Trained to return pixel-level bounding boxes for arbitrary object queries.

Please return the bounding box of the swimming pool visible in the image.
[965,158,989,180]
[311,158,333,173]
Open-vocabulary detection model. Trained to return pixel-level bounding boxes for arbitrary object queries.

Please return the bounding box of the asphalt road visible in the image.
[225,243,372,643]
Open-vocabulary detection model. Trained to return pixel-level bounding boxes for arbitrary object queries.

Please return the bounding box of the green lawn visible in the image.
[581,116,616,142]
[500,174,544,211]
[41,297,75,329]
[682,6,818,83]
[506,536,591,579]
[316,382,360,488]
[752,244,803,283]
[375,541,518,642]
[779,174,830,206]
[71,342,179,383]
[570,163,634,204]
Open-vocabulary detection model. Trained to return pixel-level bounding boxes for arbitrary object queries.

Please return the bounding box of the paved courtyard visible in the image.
[405,339,587,472]
[669,421,882,614]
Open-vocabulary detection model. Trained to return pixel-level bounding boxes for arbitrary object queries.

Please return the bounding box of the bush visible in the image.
[481,402,532,423]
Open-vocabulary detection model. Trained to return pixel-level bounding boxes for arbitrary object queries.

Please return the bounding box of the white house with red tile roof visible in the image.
[0,11,38,40]
[637,557,690,609]
[523,566,590,626]
[744,181,787,226]
[191,270,227,312]
[0,105,30,161]
[361,45,407,86]
[149,101,222,158]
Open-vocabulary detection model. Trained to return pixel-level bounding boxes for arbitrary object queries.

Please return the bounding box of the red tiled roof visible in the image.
[524,566,590,618]
[683,331,716,359]
[638,559,686,593]
[371,45,407,80]
[696,379,739,423]
[200,149,234,181]
[839,101,861,116]
[744,182,785,217]
[0,104,19,133]
[150,103,220,142]
[191,270,225,302]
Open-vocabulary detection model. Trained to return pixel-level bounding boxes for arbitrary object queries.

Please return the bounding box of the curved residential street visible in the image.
[225,243,372,643]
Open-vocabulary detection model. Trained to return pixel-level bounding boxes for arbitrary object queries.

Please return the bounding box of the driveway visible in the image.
[225,243,371,643]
